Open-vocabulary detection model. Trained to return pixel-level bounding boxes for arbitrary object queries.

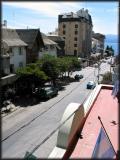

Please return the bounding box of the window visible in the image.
[39,48,43,52]
[10,64,14,73]
[19,62,23,67]
[75,24,78,28]
[74,37,77,41]
[74,44,77,47]
[9,48,14,56]
[44,46,48,51]
[9,47,12,53]
[63,31,66,34]
[50,45,54,50]
[63,24,66,28]
[19,47,22,55]
[74,50,77,56]
[75,31,78,35]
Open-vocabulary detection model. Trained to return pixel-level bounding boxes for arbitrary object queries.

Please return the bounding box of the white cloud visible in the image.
[6,18,58,34]
[2,2,118,34]
[3,2,83,17]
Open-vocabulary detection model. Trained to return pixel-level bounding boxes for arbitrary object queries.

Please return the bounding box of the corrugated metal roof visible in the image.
[16,29,43,49]
[41,33,57,45]
[2,28,27,47]
[47,35,65,42]
[43,39,57,45]
[3,39,27,47]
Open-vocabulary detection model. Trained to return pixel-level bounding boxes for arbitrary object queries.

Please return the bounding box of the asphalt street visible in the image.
[2,62,111,158]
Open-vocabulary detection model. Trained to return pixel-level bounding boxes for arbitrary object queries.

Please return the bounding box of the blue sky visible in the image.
[2,2,118,35]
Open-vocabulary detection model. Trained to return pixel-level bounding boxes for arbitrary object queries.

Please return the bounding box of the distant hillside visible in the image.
[105,34,118,43]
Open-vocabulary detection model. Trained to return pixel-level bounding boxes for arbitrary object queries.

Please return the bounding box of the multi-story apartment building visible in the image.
[58,8,93,58]
[92,32,105,55]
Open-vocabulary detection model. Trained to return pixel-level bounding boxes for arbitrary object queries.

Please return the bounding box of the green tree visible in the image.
[41,57,59,86]
[105,45,110,56]
[109,46,114,56]
[16,64,48,95]
[100,71,112,84]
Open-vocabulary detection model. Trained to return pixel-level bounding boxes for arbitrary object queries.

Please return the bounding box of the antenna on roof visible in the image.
[12,10,15,28]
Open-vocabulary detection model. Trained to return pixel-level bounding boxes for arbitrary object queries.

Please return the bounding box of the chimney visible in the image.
[85,9,88,14]
[81,8,84,11]
[3,20,7,27]
[71,12,73,17]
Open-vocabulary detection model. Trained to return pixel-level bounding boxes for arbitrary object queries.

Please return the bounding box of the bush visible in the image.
[100,72,112,84]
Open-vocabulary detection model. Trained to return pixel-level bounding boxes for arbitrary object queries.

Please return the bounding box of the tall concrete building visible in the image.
[58,8,93,58]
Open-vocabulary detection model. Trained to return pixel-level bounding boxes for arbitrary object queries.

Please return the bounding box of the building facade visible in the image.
[58,8,93,58]
[16,29,44,64]
[92,32,105,54]
[39,33,57,58]
[47,34,65,57]
[2,28,27,73]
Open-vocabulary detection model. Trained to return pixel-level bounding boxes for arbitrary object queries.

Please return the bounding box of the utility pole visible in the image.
[79,57,101,84]
[97,63,100,84]
[110,54,112,74]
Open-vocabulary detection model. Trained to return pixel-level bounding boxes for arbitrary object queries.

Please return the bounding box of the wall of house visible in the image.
[26,38,40,63]
[10,46,26,72]
[38,44,57,59]
[2,56,10,75]
[92,38,104,54]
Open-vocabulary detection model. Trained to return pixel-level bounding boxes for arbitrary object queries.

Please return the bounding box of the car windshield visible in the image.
[44,87,52,91]
[88,81,94,84]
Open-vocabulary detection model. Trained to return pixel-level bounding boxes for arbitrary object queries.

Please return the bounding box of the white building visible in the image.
[2,28,27,73]
[92,32,105,54]
[39,33,57,58]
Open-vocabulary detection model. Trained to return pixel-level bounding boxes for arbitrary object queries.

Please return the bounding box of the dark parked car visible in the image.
[87,81,96,89]
[33,86,58,99]
[79,74,84,79]
[74,74,83,81]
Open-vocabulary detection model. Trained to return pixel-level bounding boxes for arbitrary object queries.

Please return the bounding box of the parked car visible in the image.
[87,81,96,89]
[74,74,83,81]
[79,74,84,79]
[93,64,98,68]
[111,64,115,67]
[33,86,58,99]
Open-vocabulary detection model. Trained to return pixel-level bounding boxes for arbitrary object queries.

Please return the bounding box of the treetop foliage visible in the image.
[16,54,81,86]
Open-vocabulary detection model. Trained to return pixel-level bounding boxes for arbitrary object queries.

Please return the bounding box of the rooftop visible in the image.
[49,84,118,159]
[59,8,92,24]
[70,85,118,158]
[41,33,57,45]
[2,28,27,47]
[16,29,44,49]
[47,35,65,42]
